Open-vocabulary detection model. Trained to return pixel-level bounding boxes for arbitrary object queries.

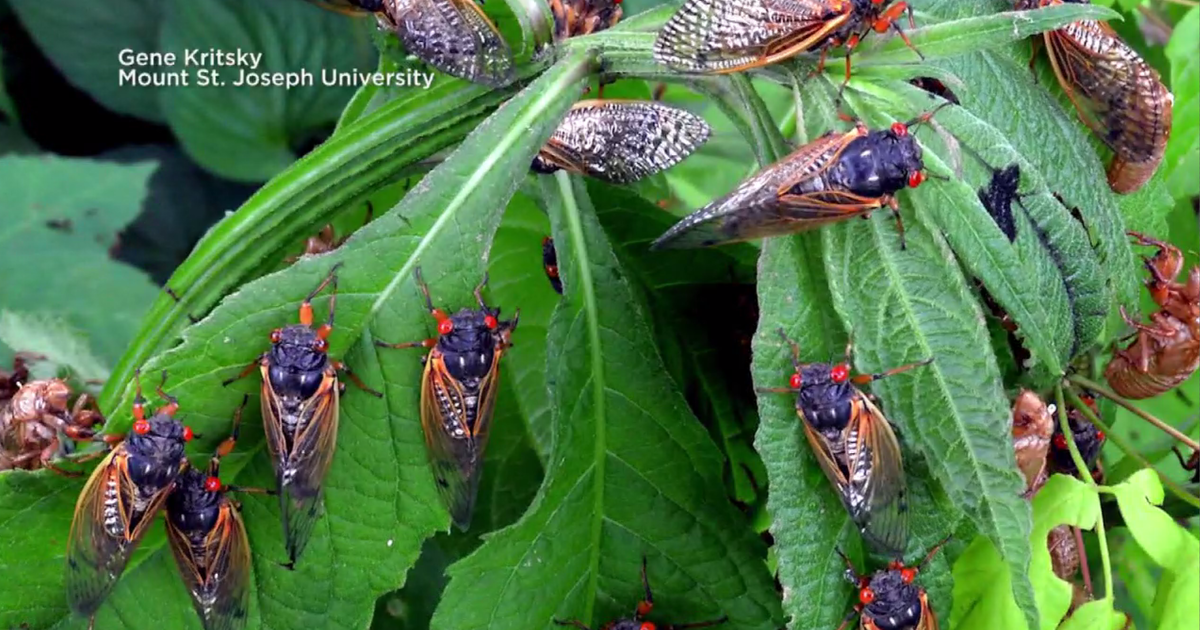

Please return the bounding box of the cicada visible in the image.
[835,536,948,630]
[551,0,622,41]
[531,100,712,184]
[223,263,381,567]
[65,370,194,621]
[758,329,930,556]
[651,107,945,250]
[375,267,519,530]
[1010,389,1053,496]
[1016,0,1173,194]
[554,556,728,630]
[1,376,105,473]
[1047,394,1105,481]
[166,399,257,630]
[542,237,563,294]
[654,0,921,84]
[1103,232,1199,399]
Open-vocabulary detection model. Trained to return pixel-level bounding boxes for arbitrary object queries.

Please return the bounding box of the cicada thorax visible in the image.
[1010,389,1053,495]
[819,125,925,198]
[858,569,930,630]
[542,236,563,294]
[532,100,712,184]
[1019,0,1172,194]
[550,0,622,41]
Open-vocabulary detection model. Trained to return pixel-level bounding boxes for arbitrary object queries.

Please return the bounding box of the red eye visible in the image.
[789,373,802,388]
[908,171,925,188]
[859,587,876,604]
[872,0,885,4]
[830,364,849,383]
[438,319,454,335]
[1096,430,1106,442]
[270,329,282,344]
[183,426,194,442]
[205,476,222,492]
[314,337,328,353]
[639,624,654,630]
[900,567,917,583]
[1053,434,1067,450]
[484,315,499,330]
[891,122,908,136]
[133,419,151,435]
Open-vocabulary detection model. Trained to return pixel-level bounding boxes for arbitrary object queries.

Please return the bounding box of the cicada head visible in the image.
[436,308,512,384]
[167,468,223,536]
[125,414,191,492]
[267,324,331,403]
[793,362,856,432]
[873,123,926,192]
[860,568,926,630]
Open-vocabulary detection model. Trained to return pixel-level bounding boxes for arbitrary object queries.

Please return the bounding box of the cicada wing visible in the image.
[846,394,908,556]
[918,590,939,630]
[798,415,851,498]
[384,0,514,87]
[653,0,847,72]
[66,447,175,615]
[262,365,340,564]
[420,348,503,530]
[537,100,712,184]
[1043,18,1172,166]
[168,500,252,630]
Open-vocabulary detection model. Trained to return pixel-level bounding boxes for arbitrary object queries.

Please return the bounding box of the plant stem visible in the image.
[1056,383,1113,601]
[1064,388,1200,510]
[1066,374,1200,452]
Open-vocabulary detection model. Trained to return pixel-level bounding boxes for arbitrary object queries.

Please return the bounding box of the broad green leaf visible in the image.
[8,0,165,122]
[0,50,595,629]
[0,311,111,381]
[160,0,377,182]
[1164,6,1200,200]
[950,536,1027,630]
[1058,599,1128,630]
[0,155,159,365]
[1030,475,1101,630]
[430,173,783,630]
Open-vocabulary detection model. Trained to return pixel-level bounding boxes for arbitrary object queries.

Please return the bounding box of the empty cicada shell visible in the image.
[550,0,622,41]
[1011,389,1053,496]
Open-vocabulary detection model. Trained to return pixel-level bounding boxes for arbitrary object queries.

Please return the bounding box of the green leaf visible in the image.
[0,50,595,629]
[430,173,783,630]
[1058,599,1128,630]
[160,0,378,182]
[0,311,111,381]
[0,155,159,365]
[950,536,1027,630]
[1029,475,1101,629]
[1164,6,1200,200]
[0,42,15,124]
[8,0,165,122]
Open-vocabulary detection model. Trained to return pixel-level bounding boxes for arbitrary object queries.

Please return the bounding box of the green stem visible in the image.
[1055,383,1114,601]
[1067,374,1200,452]
[1064,387,1200,510]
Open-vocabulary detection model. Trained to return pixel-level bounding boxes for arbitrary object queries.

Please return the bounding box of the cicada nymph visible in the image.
[1016,0,1173,193]
[759,329,931,556]
[223,263,381,567]
[65,370,194,622]
[532,100,712,184]
[375,267,519,530]
[553,556,728,630]
[651,106,946,250]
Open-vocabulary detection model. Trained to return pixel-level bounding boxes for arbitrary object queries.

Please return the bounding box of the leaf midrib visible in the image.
[555,171,609,626]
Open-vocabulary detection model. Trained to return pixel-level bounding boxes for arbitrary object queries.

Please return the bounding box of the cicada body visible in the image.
[654,0,919,84]
[1047,395,1105,480]
[550,0,622,41]
[532,100,712,184]
[651,112,938,250]
[1017,0,1173,194]
[1,377,104,473]
[166,404,252,630]
[760,330,931,556]
[542,237,563,294]
[376,268,519,530]
[1010,389,1053,496]
[65,371,193,619]
[223,263,380,567]
[837,537,947,630]
[554,557,727,630]
[377,0,514,87]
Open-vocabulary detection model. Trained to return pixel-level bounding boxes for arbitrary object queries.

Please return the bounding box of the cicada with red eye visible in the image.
[554,556,728,630]
[651,106,948,250]
[550,0,622,41]
[1015,0,1173,194]
[222,263,382,567]
[654,0,922,89]
[1010,389,1053,496]
[65,369,195,622]
[375,267,519,530]
[531,100,712,184]
[835,536,948,630]
[166,397,267,630]
[758,329,931,556]
[1047,393,1105,481]
[543,237,563,295]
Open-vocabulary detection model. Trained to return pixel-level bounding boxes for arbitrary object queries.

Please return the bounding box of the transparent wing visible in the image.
[847,395,908,557]
[168,501,252,630]
[385,0,514,86]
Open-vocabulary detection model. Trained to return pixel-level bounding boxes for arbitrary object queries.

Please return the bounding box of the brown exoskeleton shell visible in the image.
[1011,389,1053,495]
[0,378,105,473]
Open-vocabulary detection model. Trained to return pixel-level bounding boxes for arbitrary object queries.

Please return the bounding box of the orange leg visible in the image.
[222,354,266,387]
[155,370,179,417]
[300,263,343,327]
[331,360,383,397]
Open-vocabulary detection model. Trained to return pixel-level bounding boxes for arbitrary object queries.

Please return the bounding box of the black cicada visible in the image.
[65,370,194,621]
[554,557,728,630]
[1047,393,1105,481]
[166,398,257,630]
[376,267,519,530]
[543,237,563,294]
[836,536,948,630]
[651,107,946,250]
[532,100,712,184]
[223,263,381,567]
[759,329,931,556]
